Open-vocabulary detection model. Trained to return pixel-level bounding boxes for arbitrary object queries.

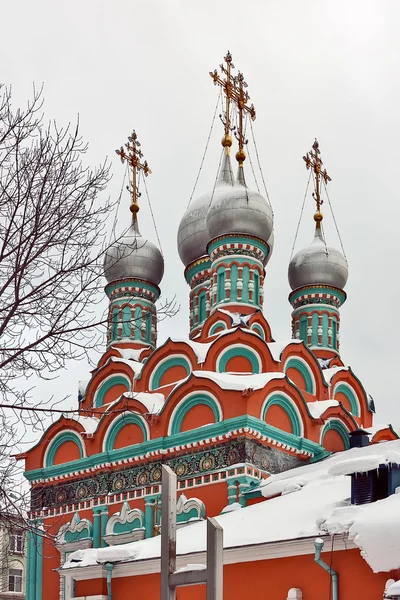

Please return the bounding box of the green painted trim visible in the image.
[251,323,265,340]
[95,375,130,408]
[218,347,260,374]
[208,235,268,257]
[170,393,221,435]
[151,356,191,390]
[185,259,212,283]
[35,525,43,600]
[105,279,160,298]
[209,321,227,336]
[105,413,149,451]
[334,383,360,417]
[289,285,346,306]
[285,358,314,394]
[262,394,303,437]
[26,528,36,600]
[26,415,327,482]
[321,419,350,450]
[45,431,85,468]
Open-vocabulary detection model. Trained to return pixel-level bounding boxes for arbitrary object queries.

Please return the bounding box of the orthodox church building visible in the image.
[18,54,400,600]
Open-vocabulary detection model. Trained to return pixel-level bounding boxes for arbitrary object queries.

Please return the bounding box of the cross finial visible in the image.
[210,51,236,155]
[210,52,256,165]
[116,130,152,222]
[303,139,331,227]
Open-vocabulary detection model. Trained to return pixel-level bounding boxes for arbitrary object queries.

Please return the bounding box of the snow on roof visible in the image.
[110,357,143,376]
[122,391,165,414]
[266,340,302,362]
[192,370,285,390]
[306,400,339,419]
[328,450,400,477]
[112,346,149,361]
[322,366,348,383]
[63,439,400,574]
[72,415,99,434]
[386,580,400,597]
[365,424,392,437]
[169,338,213,364]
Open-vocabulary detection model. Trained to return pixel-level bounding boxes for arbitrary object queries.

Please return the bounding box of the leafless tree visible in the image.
[0,85,177,517]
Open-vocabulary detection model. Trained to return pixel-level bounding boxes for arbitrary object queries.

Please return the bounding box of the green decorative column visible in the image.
[93,505,108,548]
[26,527,37,600]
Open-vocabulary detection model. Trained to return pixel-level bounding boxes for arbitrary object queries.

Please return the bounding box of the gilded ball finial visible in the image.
[221,133,232,148]
[314,210,323,224]
[130,202,139,215]
[235,148,246,164]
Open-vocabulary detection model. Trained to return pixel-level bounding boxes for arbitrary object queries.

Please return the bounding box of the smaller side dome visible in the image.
[104,222,164,286]
[177,192,211,267]
[288,226,348,291]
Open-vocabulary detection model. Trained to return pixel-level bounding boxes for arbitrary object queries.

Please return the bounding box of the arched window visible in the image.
[253,271,260,305]
[311,313,319,345]
[332,317,337,350]
[230,264,238,302]
[322,313,329,347]
[111,307,119,340]
[242,266,250,302]
[134,306,142,340]
[122,306,131,338]
[145,311,152,342]
[299,316,307,342]
[217,269,225,303]
[198,292,206,323]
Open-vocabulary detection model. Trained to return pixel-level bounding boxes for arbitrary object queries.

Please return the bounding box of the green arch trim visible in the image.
[262,394,303,437]
[209,321,227,336]
[151,356,191,390]
[46,431,85,467]
[170,394,222,435]
[250,323,265,340]
[321,419,350,450]
[218,347,260,374]
[105,413,148,452]
[334,383,360,417]
[284,358,315,394]
[95,375,130,408]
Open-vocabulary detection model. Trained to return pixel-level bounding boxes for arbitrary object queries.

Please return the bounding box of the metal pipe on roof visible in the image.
[314,538,338,600]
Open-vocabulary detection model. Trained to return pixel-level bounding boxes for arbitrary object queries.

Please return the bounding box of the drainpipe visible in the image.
[105,563,114,600]
[314,538,338,600]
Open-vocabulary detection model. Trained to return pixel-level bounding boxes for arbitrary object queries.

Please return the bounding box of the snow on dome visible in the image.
[288,225,348,291]
[104,221,164,286]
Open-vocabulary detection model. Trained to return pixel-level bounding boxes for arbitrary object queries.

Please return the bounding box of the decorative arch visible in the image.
[149,355,192,390]
[217,344,261,374]
[320,418,350,450]
[168,392,222,436]
[261,393,304,437]
[284,357,316,395]
[209,321,227,336]
[250,323,265,340]
[105,502,144,536]
[103,412,149,452]
[57,512,93,544]
[94,374,131,408]
[333,382,360,417]
[44,430,85,468]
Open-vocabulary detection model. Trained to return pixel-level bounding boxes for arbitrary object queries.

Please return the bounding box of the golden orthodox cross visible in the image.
[303,139,331,225]
[116,131,152,221]
[210,51,236,154]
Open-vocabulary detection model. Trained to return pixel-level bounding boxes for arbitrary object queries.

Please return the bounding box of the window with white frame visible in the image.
[8,568,23,593]
[9,530,24,553]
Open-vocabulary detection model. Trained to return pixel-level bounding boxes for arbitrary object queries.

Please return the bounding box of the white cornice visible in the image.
[59,534,356,581]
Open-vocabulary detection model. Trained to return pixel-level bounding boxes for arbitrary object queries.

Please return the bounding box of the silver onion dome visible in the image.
[264,229,274,266]
[206,156,273,247]
[104,221,164,286]
[177,192,212,267]
[288,225,348,291]
[177,152,235,267]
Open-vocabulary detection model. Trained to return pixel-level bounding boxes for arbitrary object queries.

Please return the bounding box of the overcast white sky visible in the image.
[3,0,400,433]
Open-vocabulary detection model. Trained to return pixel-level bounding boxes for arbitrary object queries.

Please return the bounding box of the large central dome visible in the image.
[206,156,274,247]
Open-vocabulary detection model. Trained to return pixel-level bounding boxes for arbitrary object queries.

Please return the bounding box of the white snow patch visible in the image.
[386,580,400,597]
[322,366,348,383]
[122,391,165,413]
[267,340,302,362]
[220,502,242,514]
[73,416,99,434]
[174,564,206,573]
[307,400,339,419]
[112,346,149,361]
[110,357,143,376]
[169,338,213,364]
[192,370,285,391]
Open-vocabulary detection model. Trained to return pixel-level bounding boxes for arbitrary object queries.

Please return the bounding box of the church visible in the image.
[18,53,400,600]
